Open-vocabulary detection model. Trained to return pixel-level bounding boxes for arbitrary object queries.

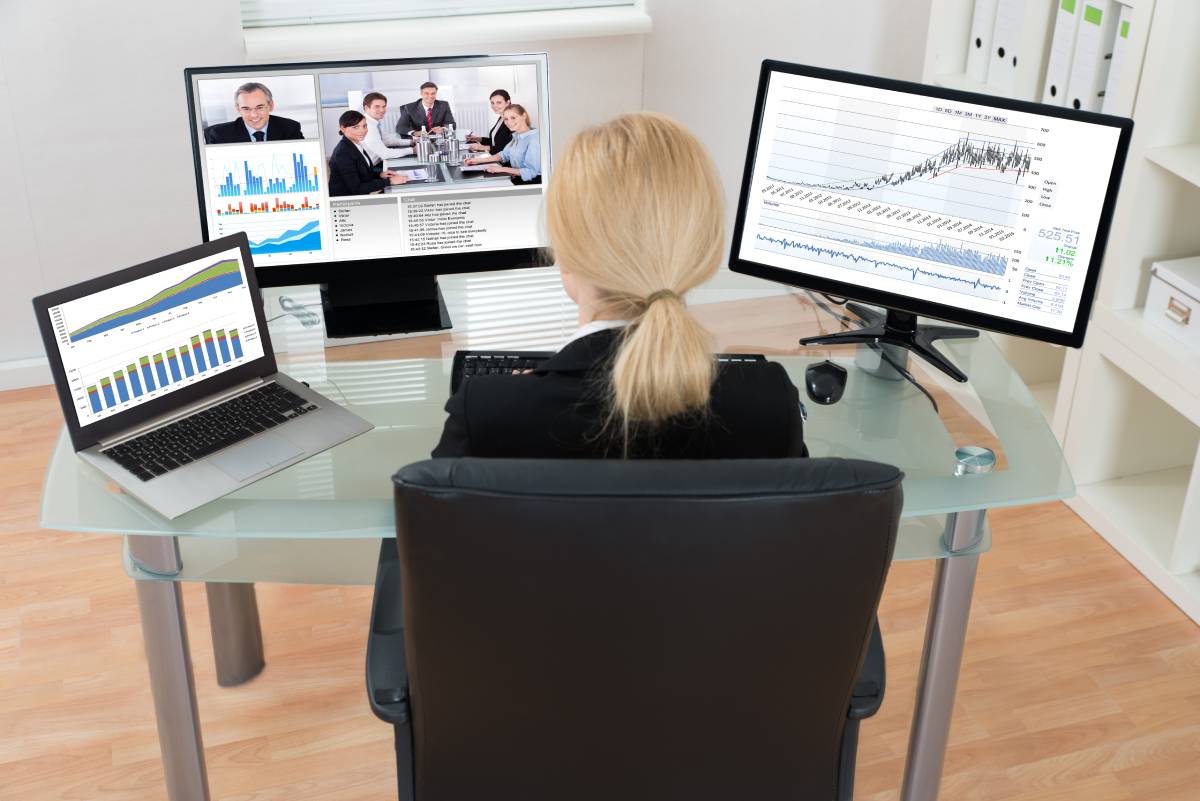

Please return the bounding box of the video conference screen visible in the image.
[736,68,1127,336]
[186,55,549,269]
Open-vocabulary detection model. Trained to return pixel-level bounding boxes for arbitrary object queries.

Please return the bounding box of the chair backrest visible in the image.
[392,457,903,801]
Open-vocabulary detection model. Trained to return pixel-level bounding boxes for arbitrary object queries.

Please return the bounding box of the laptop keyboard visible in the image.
[101,383,316,482]
[450,350,768,394]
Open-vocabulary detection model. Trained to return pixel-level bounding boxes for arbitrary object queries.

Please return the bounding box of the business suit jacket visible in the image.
[203,115,303,144]
[327,137,387,197]
[395,99,456,135]
[479,116,513,155]
[432,328,807,459]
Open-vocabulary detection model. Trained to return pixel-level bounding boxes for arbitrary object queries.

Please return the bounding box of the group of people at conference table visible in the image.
[327,82,542,196]
[208,84,806,608]
[203,80,541,197]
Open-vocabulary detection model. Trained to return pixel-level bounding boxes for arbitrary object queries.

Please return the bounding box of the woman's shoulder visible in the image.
[710,358,799,407]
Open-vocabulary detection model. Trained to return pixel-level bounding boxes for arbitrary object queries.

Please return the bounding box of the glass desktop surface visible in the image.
[39,278,1073,579]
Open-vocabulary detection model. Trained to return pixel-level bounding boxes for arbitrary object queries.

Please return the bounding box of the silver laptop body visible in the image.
[34,234,372,520]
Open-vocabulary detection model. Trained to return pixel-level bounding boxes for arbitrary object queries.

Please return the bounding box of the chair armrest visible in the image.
[848,618,885,720]
[367,539,410,725]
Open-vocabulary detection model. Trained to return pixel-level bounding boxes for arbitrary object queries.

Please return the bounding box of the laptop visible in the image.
[33,233,373,520]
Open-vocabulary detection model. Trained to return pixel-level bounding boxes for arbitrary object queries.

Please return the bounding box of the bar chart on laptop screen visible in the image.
[46,247,265,427]
[738,71,1122,333]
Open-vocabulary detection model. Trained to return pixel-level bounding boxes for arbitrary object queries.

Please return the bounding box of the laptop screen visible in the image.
[45,244,266,429]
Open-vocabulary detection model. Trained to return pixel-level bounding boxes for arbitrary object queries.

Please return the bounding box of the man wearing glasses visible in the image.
[204,82,304,144]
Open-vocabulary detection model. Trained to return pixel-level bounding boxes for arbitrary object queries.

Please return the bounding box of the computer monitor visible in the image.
[730,60,1133,381]
[184,54,550,337]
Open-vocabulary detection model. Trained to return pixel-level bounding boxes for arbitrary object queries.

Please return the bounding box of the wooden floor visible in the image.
[3,300,1200,799]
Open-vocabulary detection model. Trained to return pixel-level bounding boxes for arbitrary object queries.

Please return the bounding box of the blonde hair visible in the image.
[546,112,724,429]
[504,103,533,129]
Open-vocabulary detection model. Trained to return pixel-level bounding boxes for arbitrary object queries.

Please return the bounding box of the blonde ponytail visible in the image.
[546,113,724,428]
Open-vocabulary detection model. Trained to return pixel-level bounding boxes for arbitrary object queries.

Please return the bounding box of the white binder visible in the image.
[1066,0,1121,112]
[1042,0,1083,106]
[967,0,1000,83]
[1100,3,1134,113]
[986,0,1057,98]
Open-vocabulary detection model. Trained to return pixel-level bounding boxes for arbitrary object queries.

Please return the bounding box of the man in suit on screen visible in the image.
[395,82,456,137]
[204,82,304,144]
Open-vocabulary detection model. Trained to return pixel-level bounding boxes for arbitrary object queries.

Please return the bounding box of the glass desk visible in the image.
[40,284,1072,801]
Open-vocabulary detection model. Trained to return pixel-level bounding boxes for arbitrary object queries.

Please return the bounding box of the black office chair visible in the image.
[368,457,903,801]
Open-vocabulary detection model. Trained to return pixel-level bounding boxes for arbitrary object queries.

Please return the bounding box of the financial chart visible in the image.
[739,71,1124,333]
[206,142,326,263]
[47,246,265,427]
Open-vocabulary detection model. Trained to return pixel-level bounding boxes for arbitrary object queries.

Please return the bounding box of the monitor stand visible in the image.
[799,303,979,383]
[320,275,451,338]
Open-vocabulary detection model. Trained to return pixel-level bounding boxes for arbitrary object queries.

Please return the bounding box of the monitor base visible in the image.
[320,275,452,338]
[799,303,978,383]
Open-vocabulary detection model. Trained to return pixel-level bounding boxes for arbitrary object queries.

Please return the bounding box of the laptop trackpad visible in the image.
[208,433,304,482]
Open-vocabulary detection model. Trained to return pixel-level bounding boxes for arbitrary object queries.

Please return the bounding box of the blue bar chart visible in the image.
[215,152,319,198]
[82,324,260,412]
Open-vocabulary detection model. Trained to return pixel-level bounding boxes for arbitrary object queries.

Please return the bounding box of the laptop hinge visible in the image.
[98,377,268,449]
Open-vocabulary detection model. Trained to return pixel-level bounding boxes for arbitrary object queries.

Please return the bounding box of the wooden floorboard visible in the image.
[3,329,1200,798]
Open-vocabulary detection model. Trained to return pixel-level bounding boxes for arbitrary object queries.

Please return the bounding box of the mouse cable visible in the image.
[803,292,940,413]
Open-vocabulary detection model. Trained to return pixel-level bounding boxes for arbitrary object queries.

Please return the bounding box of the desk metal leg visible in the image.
[129,535,211,801]
[900,509,986,801]
[205,583,265,687]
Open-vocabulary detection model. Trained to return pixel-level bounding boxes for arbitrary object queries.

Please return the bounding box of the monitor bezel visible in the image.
[729,59,1134,348]
[32,233,277,452]
[184,54,551,288]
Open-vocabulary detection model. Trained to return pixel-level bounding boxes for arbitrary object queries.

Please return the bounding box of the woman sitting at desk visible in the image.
[371,113,807,692]
[466,89,514,156]
[434,112,805,458]
[327,110,408,197]
[462,104,541,185]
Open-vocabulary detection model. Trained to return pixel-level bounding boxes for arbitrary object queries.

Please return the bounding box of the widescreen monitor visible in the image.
[730,61,1133,380]
[185,54,550,336]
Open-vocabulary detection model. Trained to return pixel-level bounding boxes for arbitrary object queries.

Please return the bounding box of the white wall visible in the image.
[0,0,932,386]
[641,0,933,290]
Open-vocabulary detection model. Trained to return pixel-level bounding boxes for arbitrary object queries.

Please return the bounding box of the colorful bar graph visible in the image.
[191,335,207,372]
[127,364,143,397]
[87,385,102,413]
[230,329,243,359]
[100,376,116,408]
[203,330,219,366]
[216,329,231,363]
[153,353,169,387]
[166,348,182,382]
[216,153,320,198]
[114,371,130,403]
[140,355,156,391]
[215,196,320,216]
[180,346,195,377]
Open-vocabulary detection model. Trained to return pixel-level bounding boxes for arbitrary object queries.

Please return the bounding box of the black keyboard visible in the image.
[101,383,316,482]
[450,350,767,394]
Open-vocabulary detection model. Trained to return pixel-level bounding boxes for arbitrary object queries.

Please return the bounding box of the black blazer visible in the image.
[479,116,513,155]
[327,137,387,197]
[203,115,303,144]
[394,99,456,135]
[432,328,807,459]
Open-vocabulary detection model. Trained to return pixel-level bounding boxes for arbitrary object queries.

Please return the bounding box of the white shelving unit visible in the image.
[922,0,1155,438]
[1060,0,1200,623]
[927,0,1200,623]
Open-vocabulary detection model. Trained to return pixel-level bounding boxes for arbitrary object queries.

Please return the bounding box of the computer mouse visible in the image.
[805,360,848,405]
